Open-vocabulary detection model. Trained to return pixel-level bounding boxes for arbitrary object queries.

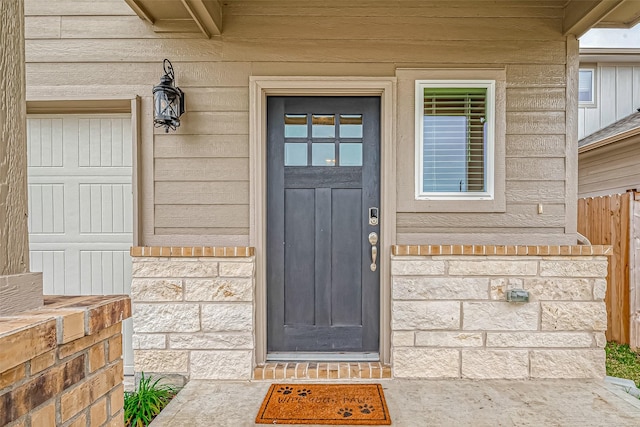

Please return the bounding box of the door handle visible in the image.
[368,232,378,272]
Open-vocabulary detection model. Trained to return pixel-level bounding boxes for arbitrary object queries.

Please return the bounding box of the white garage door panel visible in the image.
[28,115,134,375]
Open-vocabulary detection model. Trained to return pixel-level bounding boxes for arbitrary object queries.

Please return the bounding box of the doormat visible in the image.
[255,383,391,425]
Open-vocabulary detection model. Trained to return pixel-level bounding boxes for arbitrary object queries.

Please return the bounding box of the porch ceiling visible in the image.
[124,0,640,39]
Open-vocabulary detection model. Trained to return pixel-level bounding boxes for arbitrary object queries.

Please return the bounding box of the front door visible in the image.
[267,96,380,357]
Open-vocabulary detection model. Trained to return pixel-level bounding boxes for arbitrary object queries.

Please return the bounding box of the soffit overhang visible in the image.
[123,0,640,39]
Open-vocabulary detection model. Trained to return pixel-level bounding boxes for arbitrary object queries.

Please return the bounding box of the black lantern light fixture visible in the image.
[153,59,185,132]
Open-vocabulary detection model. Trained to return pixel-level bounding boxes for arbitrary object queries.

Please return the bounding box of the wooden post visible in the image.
[0,0,43,315]
[630,191,640,350]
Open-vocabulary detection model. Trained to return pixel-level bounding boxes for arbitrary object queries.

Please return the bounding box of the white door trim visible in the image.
[249,77,397,365]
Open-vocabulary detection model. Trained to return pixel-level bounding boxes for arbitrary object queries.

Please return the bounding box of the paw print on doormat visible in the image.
[359,404,375,414]
[277,386,294,395]
[297,388,311,397]
[338,408,353,418]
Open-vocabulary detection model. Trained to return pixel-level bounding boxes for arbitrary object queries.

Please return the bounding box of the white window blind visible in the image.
[422,87,487,193]
[579,69,594,104]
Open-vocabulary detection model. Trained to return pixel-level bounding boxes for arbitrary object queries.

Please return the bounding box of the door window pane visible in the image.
[312,115,335,138]
[285,114,307,138]
[339,143,362,166]
[312,143,335,166]
[284,143,307,166]
[339,114,363,138]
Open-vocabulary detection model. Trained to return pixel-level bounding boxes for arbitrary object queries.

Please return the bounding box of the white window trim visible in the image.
[414,79,496,201]
[578,67,596,107]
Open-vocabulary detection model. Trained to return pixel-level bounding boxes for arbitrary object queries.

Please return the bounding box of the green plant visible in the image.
[124,373,178,427]
[605,341,640,388]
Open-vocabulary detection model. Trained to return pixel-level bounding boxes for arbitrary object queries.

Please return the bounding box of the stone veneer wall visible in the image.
[391,245,611,379]
[0,295,131,427]
[130,247,255,383]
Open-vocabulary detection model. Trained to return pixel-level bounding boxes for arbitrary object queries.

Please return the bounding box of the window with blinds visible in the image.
[578,69,595,105]
[415,81,495,199]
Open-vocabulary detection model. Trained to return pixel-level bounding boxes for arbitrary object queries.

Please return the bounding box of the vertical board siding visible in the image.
[27,118,63,167]
[29,250,65,294]
[78,118,131,167]
[578,193,632,344]
[25,0,572,243]
[578,64,640,140]
[79,183,133,233]
[80,250,131,295]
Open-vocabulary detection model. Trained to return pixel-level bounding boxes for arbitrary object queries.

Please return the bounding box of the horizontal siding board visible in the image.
[157,112,248,135]
[396,232,572,246]
[506,88,565,111]
[397,204,566,229]
[184,88,249,112]
[221,39,566,64]
[25,17,61,39]
[506,158,565,181]
[154,135,249,158]
[506,181,565,203]
[250,62,395,77]
[506,111,565,134]
[155,228,250,235]
[25,39,224,63]
[25,0,135,16]
[154,181,249,204]
[505,135,565,157]
[506,64,566,87]
[59,16,202,39]
[223,16,562,41]
[154,158,249,181]
[155,205,249,228]
[26,62,252,87]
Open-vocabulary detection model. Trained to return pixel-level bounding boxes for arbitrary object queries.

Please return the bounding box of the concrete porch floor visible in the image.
[150,379,640,426]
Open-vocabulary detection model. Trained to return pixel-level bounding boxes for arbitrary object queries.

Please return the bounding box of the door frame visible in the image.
[249,77,397,365]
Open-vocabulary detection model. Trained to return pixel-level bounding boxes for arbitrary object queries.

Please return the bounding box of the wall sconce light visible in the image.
[153,59,185,132]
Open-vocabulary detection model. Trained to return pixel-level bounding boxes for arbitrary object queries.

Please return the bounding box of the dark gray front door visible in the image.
[267,96,380,355]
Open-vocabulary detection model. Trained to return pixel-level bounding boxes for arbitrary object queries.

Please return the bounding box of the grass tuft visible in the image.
[124,373,178,427]
[605,342,640,388]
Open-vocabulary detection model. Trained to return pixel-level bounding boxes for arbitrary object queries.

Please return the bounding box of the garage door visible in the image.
[27,115,134,374]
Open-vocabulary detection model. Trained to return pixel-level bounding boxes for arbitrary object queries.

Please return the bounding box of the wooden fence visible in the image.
[578,191,640,347]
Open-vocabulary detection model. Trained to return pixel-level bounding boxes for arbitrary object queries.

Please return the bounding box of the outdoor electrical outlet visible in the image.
[506,289,529,303]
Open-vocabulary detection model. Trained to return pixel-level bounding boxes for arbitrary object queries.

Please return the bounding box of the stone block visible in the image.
[108,334,123,362]
[463,302,539,331]
[486,332,594,348]
[132,334,166,350]
[30,349,55,374]
[393,277,489,300]
[392,331,415,347]
[449,260,538,276]
[132,260,218,278]
[89,343,106,373]
[219,262,254,277]
[393,348,459,378]
[86,297,131,335]
[415,332,483,347]
[30,402,55,427]
[392,301,460,330]
[109,384,124,416]
[201,303,253,332]
[539,260,607,278]
[131,279,183,301]
[595,332,606,348]
[169,332,253,349]
[0,318,57,373]
[530,349,605,378]
[489,278,524,300]
[132,304,200,333]
[134,350,189,373]
[391,260,445,276]
[540,302,607,331]
[90,398,108,427]
[593,279,607,300]
[523,278,593,301]
[190,350,253,379]
[461,350,529,379]
[184,278,253,302]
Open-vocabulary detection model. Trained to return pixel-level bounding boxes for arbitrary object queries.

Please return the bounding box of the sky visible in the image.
[580,24,640,48]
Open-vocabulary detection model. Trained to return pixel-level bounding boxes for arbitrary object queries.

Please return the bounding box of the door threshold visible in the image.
[255,361,391,380]
[267,352,379,362]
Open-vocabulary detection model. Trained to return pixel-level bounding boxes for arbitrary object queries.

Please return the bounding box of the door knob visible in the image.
[368,232,378,271]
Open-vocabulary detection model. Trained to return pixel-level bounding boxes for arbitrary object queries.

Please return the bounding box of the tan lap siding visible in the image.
[25,0,572,246]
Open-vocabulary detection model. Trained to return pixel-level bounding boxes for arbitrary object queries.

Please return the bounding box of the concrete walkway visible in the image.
[150,379,640,426]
